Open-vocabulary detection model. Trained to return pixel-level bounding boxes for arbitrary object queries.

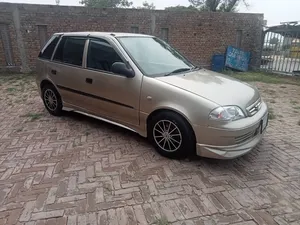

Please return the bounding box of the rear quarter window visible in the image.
[38,35,60,60]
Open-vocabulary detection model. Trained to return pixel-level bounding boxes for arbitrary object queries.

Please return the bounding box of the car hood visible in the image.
[156,69,260,109]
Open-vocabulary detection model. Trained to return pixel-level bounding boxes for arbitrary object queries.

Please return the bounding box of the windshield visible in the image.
[117,37,195,77]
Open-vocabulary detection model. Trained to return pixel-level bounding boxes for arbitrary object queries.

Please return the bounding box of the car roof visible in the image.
[53,32,153,38]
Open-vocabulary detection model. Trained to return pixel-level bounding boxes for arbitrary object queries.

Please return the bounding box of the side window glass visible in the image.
[87,39,123,72]
[39,35,60,60]
[53,37,86,66]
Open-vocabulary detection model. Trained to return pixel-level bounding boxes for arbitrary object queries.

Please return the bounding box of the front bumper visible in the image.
[194,101,268,159]
[196,128,265,159]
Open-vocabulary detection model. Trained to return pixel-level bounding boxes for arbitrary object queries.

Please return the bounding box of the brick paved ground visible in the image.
[0,74,300,225]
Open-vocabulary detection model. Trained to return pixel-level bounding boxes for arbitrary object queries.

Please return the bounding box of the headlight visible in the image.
[209,106,245,121]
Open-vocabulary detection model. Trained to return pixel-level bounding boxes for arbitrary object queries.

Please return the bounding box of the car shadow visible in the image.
[61,110,264,170]
[63,110,146,141]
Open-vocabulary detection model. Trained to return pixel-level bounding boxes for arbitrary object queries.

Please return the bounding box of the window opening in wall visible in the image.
[0,24,14,66]
[38,25,48,49]
[236,30,243,48]
[161,28,169,42]
[131,26,139,34]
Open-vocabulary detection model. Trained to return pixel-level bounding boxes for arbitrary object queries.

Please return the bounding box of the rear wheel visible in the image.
[148,111,195,159]
[42,84,63,116]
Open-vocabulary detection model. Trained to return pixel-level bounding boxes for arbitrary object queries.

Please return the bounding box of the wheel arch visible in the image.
[40,79,62,99]
[146,108,196,140]
[40,79,56,91]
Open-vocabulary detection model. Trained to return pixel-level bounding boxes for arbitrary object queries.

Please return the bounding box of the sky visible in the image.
[1,0,299,26]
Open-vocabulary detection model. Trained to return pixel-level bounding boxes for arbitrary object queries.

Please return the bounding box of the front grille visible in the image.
[235,124,261,144]
[246,98,262,117]
[235,130,256,144]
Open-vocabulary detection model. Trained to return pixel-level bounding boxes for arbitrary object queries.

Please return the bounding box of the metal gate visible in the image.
[0,23,14,66]
[261,22,300,76]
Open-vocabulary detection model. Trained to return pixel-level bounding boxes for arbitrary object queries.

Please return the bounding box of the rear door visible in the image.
[48,35,89,110]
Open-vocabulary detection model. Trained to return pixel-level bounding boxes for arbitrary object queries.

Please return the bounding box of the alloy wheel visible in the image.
[44,89,58,111]
[153,120,182,152]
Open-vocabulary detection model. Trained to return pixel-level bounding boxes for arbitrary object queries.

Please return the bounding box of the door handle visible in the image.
[86,78,93,84]
[51,69,57,75]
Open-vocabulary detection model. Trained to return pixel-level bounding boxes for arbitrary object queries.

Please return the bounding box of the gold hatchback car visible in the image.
[36,32,268,159]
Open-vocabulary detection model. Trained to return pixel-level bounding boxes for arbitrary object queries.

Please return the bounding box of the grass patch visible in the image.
[153,218,169,225]
[6,87,16,92]
[265,89,276,95]
[293,106,300,110]
[0,74,35,86]
[20,113,43,121]
[268,108,276,120]
[224,70,300,86]
[290,100,298,105]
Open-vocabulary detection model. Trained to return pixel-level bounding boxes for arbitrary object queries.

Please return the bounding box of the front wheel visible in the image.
[148,111,195,159]
[42,84,63,116]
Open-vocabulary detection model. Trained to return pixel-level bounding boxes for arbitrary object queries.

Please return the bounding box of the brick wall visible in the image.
[0,35,5,67]
[0,3,264,72]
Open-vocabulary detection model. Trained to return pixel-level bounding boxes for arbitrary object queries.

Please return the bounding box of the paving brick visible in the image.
[46,187,58,205]
[97,211,108,225]
[133,205,147,225]
[0,77,299,224]
[114,187,139,195]
[19,201,35,222]
[57,195,86,203]
[67,215,76,225]
[95,187,104,203]
[175,197,201,219]
[107,209,118,225]
[31,210,64,220]
[142,203,160,224]
[77,214,86,225]
[77,171,86,184]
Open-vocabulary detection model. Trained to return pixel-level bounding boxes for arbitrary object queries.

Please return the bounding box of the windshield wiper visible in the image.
[192,66,200,70]
[164,68,192,76]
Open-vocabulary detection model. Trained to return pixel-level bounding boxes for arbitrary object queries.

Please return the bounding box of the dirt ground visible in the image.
[0,74,300,225]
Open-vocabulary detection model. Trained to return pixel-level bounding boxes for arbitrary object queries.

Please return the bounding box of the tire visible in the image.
[148,111,196,159]
[42,84,63,116]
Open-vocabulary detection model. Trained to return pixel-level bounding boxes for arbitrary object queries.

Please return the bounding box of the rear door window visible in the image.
[53,36,86,67]
[39,35,60,60]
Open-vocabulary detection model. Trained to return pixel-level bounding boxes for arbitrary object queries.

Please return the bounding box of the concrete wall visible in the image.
[0,3,264,73]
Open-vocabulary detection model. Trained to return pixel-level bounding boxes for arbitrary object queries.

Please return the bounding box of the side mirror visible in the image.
[111,62,135,78]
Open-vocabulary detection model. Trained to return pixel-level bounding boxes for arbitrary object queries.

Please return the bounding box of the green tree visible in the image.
[188,0,248,12]
[165,5,198,11]
[137,1,156,9]
[80,0,133,8]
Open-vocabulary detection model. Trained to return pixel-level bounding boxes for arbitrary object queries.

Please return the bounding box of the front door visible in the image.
[82,38,142,126]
